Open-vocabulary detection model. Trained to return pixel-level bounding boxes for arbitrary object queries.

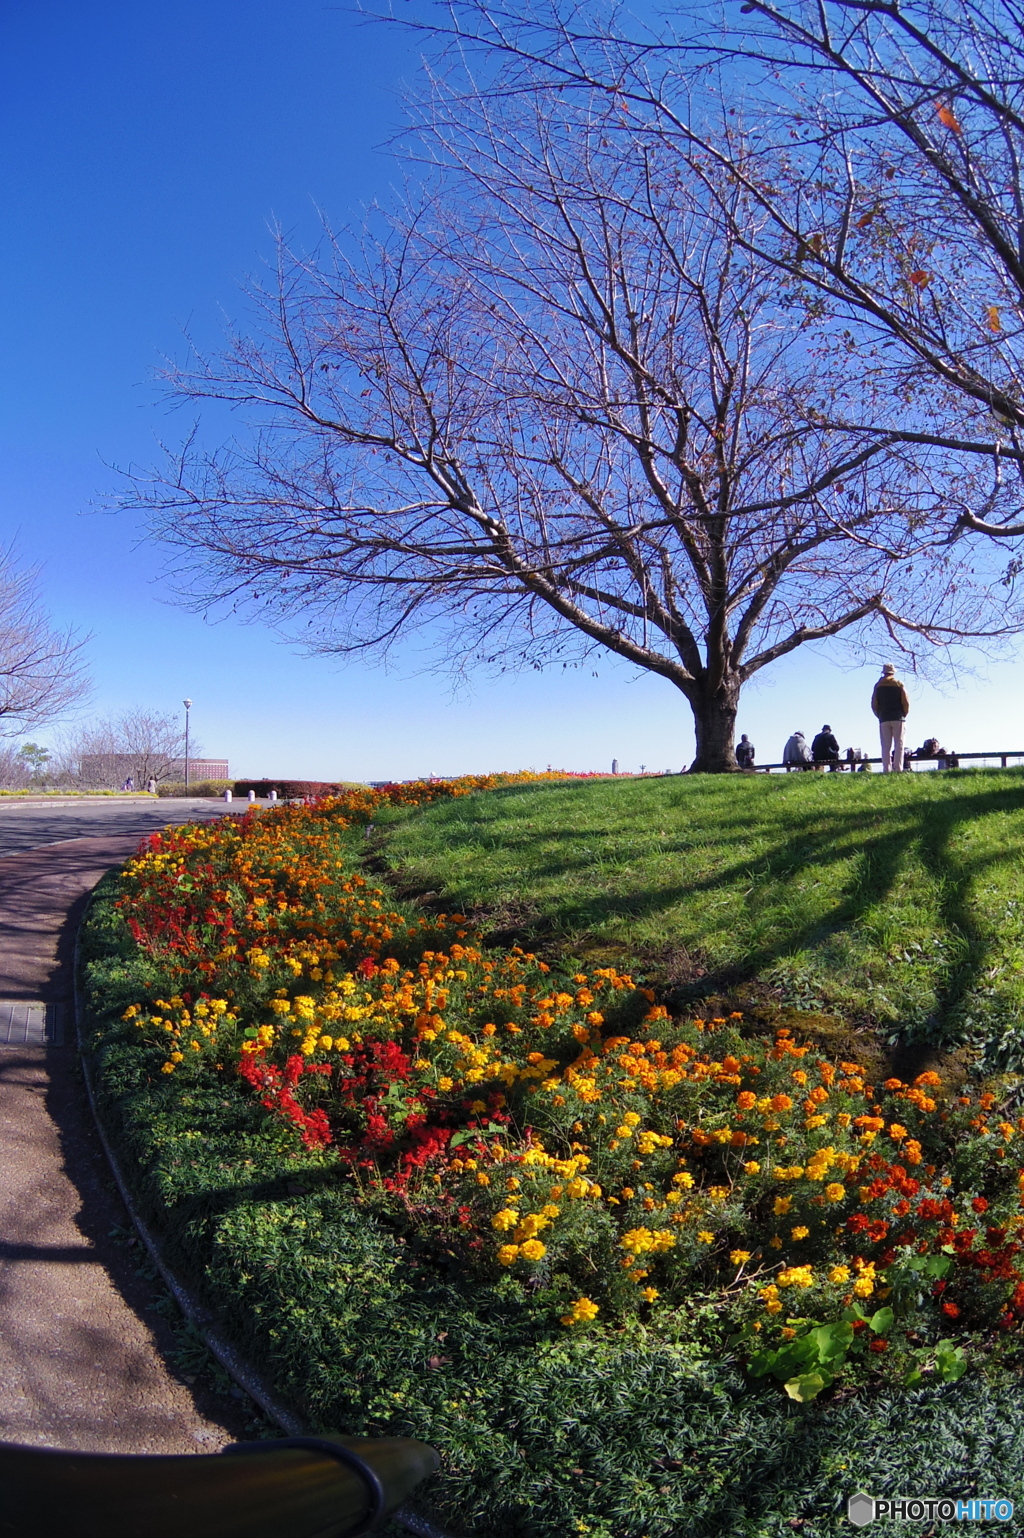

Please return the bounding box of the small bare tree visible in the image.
[56,708,193,788]
[0,547,89,732]
[124,86,1020,769]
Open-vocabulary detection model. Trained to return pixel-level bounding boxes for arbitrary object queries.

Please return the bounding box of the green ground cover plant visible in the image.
[79,777,1024,1534]
[374,770,1024,1066]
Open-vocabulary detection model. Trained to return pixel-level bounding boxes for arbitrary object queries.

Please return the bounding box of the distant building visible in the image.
[167,759,230,781]
[77,754,229,786]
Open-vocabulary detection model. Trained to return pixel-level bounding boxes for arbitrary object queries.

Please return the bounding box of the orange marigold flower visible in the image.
[770,1094,793,1112]
[736,1091,757,1111]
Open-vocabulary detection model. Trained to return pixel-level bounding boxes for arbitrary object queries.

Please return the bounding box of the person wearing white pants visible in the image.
[871,664,910,771]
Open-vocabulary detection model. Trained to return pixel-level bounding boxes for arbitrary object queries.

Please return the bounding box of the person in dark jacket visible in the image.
[870,663,910,773]
[811,725,841,770]
[736,733,755,769]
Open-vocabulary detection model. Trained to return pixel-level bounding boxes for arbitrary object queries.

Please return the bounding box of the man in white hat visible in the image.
[871,664,910,772]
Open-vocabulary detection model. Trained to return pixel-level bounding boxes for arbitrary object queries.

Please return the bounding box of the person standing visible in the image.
[871,663,910,773]
[736,733,755,769]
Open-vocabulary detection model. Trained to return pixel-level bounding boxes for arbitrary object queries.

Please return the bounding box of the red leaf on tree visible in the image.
[937,104,963,134]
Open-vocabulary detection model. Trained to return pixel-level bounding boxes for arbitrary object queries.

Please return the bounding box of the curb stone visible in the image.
[73,884,453,1538]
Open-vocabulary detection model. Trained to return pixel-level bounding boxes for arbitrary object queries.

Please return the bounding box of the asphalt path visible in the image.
[0,797,248,859]
[0,797,253,1451]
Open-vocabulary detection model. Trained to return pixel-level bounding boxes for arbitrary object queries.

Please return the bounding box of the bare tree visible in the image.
[420,0,1024,541]
[55,708,194,788]
[123,86,1020,769]
[0,547,89,732]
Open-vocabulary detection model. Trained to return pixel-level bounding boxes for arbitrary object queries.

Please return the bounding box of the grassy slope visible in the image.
[375,770,1024,1058]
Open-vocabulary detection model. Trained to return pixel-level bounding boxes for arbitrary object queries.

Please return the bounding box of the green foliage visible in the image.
[156,779,234,797]
[376,770,1024,1062]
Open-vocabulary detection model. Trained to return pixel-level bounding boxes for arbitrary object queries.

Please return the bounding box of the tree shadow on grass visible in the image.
[393,778,1024,1044]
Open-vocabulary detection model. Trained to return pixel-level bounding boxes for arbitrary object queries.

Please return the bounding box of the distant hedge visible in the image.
[231,779,353,799]
[156,780,234,798]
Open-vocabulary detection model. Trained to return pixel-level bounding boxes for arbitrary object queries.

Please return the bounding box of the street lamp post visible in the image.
[183,698,192,793]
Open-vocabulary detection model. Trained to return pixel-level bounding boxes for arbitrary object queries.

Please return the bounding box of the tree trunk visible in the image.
[687,682,740,773]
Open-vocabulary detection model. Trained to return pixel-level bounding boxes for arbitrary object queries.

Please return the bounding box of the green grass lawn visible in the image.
[374,769,1024,1062]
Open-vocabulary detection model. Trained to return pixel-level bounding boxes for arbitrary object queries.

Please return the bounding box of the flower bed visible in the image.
[79,776,1024,1533]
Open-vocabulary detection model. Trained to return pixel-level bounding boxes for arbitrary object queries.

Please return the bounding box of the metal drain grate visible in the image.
[0,1000,62,1047]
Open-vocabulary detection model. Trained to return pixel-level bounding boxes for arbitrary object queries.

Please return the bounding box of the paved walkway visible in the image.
[0,814,247,1452]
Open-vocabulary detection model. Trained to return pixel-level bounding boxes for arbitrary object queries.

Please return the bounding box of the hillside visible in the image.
[374,769,1024,1065]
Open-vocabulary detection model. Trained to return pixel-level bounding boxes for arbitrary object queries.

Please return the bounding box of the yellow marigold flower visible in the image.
[438,1076,454,1092]
[853,1277,874,1297]
[791,1226,810,1241]
[825,1182,846,1203]
[541,1204,561,1218]
[804,1115,828,1130]
[773,1196,792,1216]
[170,1051,184,1063]
[730,1249,751,1266]
[492,1209,520,1231]
[519,1239,546,1262]
[744,1161,761,1175]
[514,1213,550,1240]
[561,1296,599,1326]
[622,1111,641,1127]
[697,1230,715,1244]
[161,1062,176,1074]
[641,1287,659,1301]
[318,1035,333,1050]
[764,1297,783,1312]
[829,1265,851,1284]
[776,1265,814,1289]
[708,1185,729,1201]
[672,1171,695,1189]
[496,1244,520,1266]
[769,1235,783,1249]
[888,1123,908,1141]
[476,1172,491,1187]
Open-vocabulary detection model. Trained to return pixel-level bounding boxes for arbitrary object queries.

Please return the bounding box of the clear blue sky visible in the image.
[2,0,1022,780]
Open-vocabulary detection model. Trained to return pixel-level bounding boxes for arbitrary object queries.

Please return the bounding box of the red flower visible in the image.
[868,1338,889,1352]
[971,1196,989,1214]
[941,1301,961,1318]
